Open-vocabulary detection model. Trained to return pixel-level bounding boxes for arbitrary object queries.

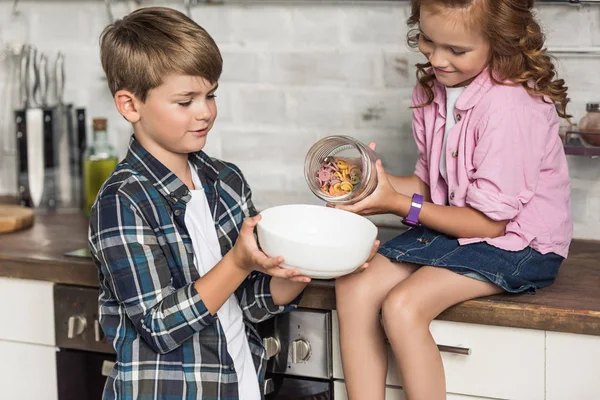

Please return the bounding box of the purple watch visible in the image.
[402,193,424,227]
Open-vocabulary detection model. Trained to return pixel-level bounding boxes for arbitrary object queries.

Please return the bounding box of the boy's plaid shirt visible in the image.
[89,137,300,399]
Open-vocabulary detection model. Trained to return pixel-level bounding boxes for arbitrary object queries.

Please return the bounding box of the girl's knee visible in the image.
[381,287,429,333]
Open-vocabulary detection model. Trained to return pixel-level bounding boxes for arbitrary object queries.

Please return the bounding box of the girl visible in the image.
[334,1,573,399]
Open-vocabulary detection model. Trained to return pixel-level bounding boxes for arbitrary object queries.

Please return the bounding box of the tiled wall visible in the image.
[0,1,599,238]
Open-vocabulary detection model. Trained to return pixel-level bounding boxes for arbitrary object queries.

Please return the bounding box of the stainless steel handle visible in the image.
[94,319,104,342]
[38,52,48,107]
[385,335,471,356]
[54,52,65,105]
[263,336,281,360]
[101,360,115,377]
[19,44,30,108]
[67,315,87,339]
[263,378,275,395]
[437,344,471,356]
[29,46,40,107]
[291,339,311,363]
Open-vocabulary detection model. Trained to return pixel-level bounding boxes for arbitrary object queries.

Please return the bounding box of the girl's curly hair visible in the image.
[407,0,571,118]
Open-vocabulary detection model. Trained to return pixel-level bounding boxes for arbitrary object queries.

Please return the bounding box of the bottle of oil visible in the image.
[83,118,118,215]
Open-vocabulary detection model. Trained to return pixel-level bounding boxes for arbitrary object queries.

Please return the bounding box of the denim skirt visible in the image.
[377,226,564,294]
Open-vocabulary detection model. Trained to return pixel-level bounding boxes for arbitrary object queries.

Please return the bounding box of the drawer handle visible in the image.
[384,337,471,356]
[437,344,471,356]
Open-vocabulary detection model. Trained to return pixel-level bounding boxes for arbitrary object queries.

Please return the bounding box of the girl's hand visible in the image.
[230,215,311,283]
[331,159,401,216]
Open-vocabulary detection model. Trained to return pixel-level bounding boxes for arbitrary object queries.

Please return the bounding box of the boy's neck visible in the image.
[134,133,195,190]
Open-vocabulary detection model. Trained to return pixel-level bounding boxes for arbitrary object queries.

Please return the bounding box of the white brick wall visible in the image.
[0,1,599,239]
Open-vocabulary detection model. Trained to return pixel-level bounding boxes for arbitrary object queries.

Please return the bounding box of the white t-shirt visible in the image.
[184,162,261,400]
[440,85,466,183]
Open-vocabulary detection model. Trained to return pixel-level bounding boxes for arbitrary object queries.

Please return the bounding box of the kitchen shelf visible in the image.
[563,130,600,157]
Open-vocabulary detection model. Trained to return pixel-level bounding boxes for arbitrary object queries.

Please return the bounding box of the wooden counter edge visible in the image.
[0,256,99,287]
[2,256,599,336]
[299,285,600,336]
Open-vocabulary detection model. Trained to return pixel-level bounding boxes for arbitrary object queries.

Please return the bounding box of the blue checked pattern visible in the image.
[89,136,300,399]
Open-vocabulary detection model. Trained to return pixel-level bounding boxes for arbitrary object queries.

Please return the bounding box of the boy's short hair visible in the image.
[100,6,222,102]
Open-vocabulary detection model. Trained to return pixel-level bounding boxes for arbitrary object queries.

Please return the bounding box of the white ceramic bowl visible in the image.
[257,204,377,279]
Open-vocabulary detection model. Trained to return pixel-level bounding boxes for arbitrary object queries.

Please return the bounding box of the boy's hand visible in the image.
[351,239,380,274]
[230,215,312,283]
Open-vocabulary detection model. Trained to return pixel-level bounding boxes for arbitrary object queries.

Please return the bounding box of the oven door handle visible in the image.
[101,360,115,377]
[263,378,275,395]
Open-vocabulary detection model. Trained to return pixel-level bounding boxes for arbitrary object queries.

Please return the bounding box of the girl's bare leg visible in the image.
[335,254,418,400]
[382,267,503,400]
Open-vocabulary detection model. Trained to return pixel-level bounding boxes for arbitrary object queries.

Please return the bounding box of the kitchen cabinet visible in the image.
[0,340,58,400]
[546,331,600,400]
[333,381,495,400]
[0,277,55,344]
[332,311,600,400]
[0,277,57,400]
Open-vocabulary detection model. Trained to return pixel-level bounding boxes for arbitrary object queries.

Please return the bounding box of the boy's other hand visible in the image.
[230,215,312,283]
[351,239,380,274]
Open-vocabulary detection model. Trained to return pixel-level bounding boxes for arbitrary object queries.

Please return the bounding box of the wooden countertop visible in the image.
[1,213,599,336]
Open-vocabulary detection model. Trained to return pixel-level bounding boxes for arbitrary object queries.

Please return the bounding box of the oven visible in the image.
[259,309,333,400]
[54,284,115,400]
[54,284,334,400]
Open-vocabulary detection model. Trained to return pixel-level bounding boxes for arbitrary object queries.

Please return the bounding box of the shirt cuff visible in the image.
[186,282,218,327]
[258,274,304,315]
[466,184,528,221]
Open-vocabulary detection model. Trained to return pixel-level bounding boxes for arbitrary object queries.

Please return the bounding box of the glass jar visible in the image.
[579,103,600,147]
[83,118,119,215]
[304,135,378,205]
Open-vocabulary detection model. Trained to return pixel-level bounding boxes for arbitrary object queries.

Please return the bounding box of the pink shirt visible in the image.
[412,70,573,258]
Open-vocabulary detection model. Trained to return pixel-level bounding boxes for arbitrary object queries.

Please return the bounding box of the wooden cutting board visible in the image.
[0,205,35,233]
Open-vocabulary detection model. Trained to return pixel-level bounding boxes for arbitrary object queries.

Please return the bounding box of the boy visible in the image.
[89,7,310,400]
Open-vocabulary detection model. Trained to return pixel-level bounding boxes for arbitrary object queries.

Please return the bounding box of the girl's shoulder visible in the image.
[474,81,557,123]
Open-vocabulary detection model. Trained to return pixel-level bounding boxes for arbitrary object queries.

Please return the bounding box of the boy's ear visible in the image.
[114,90,142,123]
